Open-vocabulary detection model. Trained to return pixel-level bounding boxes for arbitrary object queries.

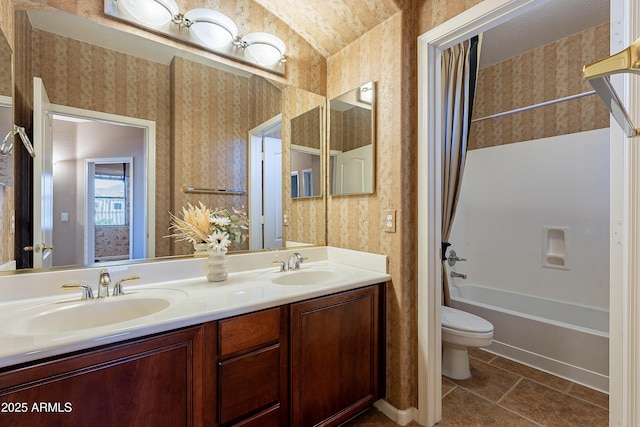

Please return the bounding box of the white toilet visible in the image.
[441,305,494,380]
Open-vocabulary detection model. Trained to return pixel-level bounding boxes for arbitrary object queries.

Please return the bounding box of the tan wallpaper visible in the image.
[171,57,283,255]
[282,85,326,246]
[0,6,11,266]
[290,106,322,150]
[470,23,610,149]
[330,107,372,152]
[27,0,326,95]
[30,28,173,257]
[95,226,130,259]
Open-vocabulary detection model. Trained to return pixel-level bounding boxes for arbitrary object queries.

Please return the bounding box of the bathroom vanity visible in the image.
[0,247,388,426]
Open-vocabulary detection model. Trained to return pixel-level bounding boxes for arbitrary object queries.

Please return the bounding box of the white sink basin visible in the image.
[271,269,347,286]
[9,289,187,335]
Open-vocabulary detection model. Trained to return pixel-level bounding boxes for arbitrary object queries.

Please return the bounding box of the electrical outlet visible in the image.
[383,209,396,233]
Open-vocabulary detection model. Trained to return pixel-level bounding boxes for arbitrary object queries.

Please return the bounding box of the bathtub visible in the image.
[450,284,609,392]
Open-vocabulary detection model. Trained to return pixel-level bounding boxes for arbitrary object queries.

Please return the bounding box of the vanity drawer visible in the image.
[218,307,280,356]
[218,344,281,425]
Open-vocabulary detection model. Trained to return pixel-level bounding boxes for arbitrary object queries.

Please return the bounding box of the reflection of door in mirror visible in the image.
[329,81,376,195]
[249,116,283,250]
[46,109,151,267]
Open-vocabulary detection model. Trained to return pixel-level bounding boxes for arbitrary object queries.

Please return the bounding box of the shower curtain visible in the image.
[441,35,481,306]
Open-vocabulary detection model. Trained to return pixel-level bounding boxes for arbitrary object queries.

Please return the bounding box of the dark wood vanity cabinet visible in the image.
[203,306,289,426]
[290,284,384,427]
[0,284,384,427]
[0,326,203,427]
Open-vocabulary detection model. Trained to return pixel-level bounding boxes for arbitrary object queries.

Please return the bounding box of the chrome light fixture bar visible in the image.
[105,0,286,76]
[583,38,640,138]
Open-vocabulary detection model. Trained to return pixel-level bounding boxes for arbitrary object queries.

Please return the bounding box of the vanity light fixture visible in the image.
[583,37,640,137]
[238,32,287,66]
[106,0,286,75]
[182,9,238,49]
[118,0,179,27]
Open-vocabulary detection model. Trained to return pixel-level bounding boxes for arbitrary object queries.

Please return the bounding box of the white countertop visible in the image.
[0,247,389,369]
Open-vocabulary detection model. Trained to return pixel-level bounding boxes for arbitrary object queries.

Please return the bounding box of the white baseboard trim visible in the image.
[374,399,418,426]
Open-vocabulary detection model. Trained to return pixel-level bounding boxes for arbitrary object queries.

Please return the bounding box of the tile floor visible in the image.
[343,349,609,427]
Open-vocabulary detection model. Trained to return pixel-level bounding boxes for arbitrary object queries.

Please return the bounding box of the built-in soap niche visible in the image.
[542,226,570,270]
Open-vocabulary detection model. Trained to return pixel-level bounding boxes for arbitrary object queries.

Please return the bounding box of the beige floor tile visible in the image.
[439,387,539,426]
[500,379,609,427]
[490,357,572,392]
[568,383,609,410]
[469,348,497,363]
[442,377,457,396]
[447,358,521,402]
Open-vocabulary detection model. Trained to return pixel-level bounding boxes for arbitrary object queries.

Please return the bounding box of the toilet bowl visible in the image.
[441,305,494,380]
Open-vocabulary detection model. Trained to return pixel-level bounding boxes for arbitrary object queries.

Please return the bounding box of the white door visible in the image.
[32,77,54,268]
[333,144,373,194]
[263,136,282,248]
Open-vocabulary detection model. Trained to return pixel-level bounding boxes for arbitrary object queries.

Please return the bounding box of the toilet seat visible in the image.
[441,306,493,333]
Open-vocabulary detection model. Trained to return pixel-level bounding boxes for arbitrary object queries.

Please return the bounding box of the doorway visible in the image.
[43,105,156,267]
[417,0,635,426]
[248,114,283,250]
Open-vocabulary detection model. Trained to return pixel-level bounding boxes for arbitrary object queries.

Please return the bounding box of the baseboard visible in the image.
[374,399,418,426]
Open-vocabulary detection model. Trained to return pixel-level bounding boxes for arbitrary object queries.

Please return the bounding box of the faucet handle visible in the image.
[62,283,94,300]
[273,260,287,272]
[112,276,140,296]
[447,250,467,266]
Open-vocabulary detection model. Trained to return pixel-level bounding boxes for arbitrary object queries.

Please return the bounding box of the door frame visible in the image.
[248,114,282,250]
[48,104,156,260]
[85,157,134,264]
[417,0,637,425]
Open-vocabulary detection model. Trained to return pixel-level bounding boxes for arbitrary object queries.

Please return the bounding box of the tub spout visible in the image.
[450,271,467,280]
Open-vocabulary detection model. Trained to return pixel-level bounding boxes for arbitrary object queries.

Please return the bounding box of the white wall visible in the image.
[449,128,610,309]
[52,120,145,266]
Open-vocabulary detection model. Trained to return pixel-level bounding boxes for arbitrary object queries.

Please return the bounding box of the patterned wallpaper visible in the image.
[95,226,130,259]
[329,106,372,152]
[290,106,322,150]
[282,86,326,246]
[469,23,610,149]
[171,58,283,255]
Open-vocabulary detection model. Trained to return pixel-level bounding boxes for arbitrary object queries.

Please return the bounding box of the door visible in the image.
[263,136,282,248]
[333,144,373,194]
[32,77,53,268]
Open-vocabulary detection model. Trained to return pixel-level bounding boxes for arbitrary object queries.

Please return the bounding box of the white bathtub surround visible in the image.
[450,128,610,309]
[451,284,609,392]
[0,246,389,368]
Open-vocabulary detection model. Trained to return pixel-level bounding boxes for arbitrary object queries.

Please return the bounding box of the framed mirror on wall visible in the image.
[329,81,376,196]
[8,8,328,272]
[290,106,323,199]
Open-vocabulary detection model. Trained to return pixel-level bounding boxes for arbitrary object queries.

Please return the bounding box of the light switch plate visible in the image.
[383,209,396,233]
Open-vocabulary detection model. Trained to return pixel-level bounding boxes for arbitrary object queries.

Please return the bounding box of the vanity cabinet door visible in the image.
[0,327,203,427]
[204,306,289,427]
[290,284,384,427]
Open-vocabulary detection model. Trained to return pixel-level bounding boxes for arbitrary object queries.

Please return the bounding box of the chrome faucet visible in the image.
[97,270,111,298]
[287,252,304,271]
[450,271,467,280]
[112,276,140,296]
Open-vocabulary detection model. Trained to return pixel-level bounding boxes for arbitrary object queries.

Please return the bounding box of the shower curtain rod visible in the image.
[471,90,596,123]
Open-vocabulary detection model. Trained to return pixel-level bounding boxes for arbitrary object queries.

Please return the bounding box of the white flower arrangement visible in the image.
[168,202,249,252]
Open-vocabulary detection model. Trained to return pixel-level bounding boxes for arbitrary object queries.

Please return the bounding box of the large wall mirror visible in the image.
[329,81,376,195]
[0,30,12,186]
[6,7,327,272]
[290,106,323,199]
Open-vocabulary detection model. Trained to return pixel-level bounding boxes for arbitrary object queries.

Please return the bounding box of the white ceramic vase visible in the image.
[207,248,228,282]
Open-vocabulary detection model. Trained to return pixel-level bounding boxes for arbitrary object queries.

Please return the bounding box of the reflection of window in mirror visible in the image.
[329,81,376,195]
[302,169,313,197]
[94,167,128,226]
[291,171,299,198]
